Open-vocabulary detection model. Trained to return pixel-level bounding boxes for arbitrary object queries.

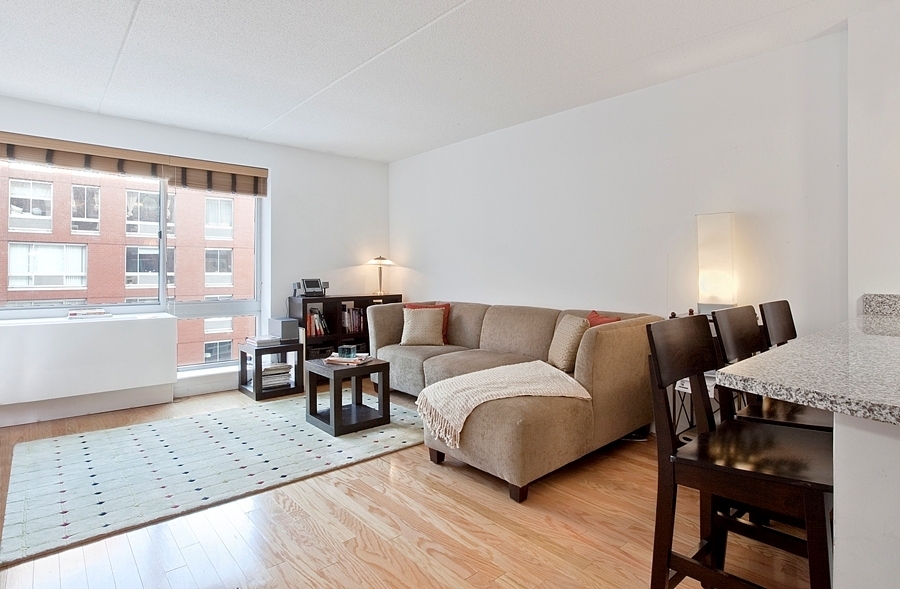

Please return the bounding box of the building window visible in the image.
[126,190,174,236]
[204,317,233,334]
[204,340,232,363]
[8,243,86,288]
[71,185,100,233]
[204,294,233,301]
[126,246,175,286]
[205,248,233,286]
[6,298,86,307]
[205,197,233,239]
[9,179,52,232]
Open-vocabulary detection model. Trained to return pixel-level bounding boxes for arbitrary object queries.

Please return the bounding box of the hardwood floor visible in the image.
[0,389,810,588]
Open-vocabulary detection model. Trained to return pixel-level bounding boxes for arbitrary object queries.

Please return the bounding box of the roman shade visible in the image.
[0,131,267,196]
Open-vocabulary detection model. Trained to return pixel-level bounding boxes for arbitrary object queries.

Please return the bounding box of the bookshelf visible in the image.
[288,294,402,360]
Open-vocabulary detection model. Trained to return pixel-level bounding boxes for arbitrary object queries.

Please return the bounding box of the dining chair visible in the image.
[712,305,833,432]
[647,315,834,589]
[759,299,797,347]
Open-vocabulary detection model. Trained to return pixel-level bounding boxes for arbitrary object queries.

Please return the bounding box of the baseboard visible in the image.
[0,384,173,428]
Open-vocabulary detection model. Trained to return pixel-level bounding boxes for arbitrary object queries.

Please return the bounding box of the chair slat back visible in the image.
[647,316,721,448]
[712,305,767,363]
[760,300,797,347]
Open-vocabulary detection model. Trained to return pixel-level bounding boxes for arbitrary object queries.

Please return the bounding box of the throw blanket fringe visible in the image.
[416,360,591,449]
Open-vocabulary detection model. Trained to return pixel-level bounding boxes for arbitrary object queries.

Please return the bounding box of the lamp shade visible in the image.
[367,256,395,266]
[697,212,735,307]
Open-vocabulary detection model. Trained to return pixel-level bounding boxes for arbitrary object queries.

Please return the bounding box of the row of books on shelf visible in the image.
[342,306,366,333]
[306,308,329,336]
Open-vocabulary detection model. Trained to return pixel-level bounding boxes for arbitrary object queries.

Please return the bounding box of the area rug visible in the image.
[0,392,423,567]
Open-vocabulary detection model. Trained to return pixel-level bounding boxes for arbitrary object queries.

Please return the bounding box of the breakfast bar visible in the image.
[717,313,900,587]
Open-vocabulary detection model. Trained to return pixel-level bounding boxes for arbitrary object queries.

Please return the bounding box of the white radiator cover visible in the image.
[0,313,177,425]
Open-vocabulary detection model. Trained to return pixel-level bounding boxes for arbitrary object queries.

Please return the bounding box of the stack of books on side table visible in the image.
[245,334,280,347]
[323,353,373,366]
[261,363,292,389]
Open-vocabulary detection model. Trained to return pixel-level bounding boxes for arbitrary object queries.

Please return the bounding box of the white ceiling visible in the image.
[0,0,892,162]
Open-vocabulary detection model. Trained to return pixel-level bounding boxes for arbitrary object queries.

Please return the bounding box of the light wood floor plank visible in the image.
[0,389,809,589]
[80,541,114,589]
[57,549,87,589]
[31,554,59,589]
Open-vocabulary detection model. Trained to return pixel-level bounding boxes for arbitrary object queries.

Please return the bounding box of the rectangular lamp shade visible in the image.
[697,212,735,306]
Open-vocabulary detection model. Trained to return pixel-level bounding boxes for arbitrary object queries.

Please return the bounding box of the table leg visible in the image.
[376,364,389,419]
[351,375,363,405]
[330,376,343,433]
[306,370,318,417]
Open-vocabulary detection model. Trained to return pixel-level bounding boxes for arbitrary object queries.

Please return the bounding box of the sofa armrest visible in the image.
[367,302,406,357]
[574,314,664,449]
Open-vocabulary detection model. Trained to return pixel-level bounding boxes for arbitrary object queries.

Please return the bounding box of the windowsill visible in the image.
[177,363,237,379]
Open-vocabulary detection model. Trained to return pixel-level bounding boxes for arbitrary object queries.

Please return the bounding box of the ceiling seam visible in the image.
[247,0,475,140]
[97,0,144,113]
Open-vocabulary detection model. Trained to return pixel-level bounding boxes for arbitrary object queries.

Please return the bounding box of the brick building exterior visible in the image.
[0,162,256,366]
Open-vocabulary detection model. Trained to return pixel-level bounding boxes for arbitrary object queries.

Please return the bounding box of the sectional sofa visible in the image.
[367,302,662,500]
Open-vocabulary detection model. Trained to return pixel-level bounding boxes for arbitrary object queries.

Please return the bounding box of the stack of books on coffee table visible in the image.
[323,353,373,366]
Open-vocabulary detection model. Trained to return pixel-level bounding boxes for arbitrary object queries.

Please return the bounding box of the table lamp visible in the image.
[366,256,395,295]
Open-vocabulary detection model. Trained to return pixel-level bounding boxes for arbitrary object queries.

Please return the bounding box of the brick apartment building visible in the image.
[0,161,257,366]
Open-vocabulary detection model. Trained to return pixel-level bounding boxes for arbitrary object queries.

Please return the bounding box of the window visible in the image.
[204,294,233,301]
[204,340,232,363]
[126,190,174,236]
[126,246,175,286]
[7,298,86,307]
[205,197,233,239]
[205,248,233,286]
[9,179,52,232]
[8,243,86,288]
[71,185,100,233]
[204,317,233,333]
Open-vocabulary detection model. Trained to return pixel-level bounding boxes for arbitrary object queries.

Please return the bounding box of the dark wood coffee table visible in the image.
[304,358,390,436]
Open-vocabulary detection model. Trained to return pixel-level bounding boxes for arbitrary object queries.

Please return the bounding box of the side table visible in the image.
[238,341,303,401]
[304,358,390,436]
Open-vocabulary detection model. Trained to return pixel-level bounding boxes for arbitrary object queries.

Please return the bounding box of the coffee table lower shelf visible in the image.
[304,358,390,437]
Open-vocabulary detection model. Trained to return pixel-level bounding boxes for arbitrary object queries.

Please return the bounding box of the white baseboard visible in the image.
[0,384,173,428]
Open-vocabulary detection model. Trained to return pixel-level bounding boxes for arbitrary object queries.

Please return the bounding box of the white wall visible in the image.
[848,1,900,317]
[0,95,390,321]
[389,33,848,336]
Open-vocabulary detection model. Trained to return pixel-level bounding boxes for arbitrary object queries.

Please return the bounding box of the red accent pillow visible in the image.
[587,310,620,327]
[405,303,450,344]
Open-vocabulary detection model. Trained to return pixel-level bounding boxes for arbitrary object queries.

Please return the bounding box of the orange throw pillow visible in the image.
[587,310,620,327]
[405,303,450,344]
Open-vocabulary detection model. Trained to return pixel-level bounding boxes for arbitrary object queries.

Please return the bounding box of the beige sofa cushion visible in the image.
[547,314,589,372]
[423,349,533,387]
[446,302,491,348]
[479,305,561,361]
[400,308,445,346]
[376,344,468,396]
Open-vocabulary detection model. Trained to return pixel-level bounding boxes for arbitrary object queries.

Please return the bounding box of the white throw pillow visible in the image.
[400,307,445,346]
[548,314,590,372]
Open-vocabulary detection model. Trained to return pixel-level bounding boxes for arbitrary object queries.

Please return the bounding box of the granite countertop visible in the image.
[716,315,900,426]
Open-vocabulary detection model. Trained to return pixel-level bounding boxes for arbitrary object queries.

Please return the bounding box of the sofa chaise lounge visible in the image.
[367,302,662,501]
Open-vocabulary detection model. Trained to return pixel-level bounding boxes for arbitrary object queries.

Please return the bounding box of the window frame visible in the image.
[9,178,53,233]
[125,245,175,288]
[8,242,87,290]
[204,247,233,287]
[71,184,100,234]
[205,196,234,240]
[204,340,233,363]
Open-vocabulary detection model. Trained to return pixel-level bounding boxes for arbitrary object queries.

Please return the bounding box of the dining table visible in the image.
[716,312,900,588]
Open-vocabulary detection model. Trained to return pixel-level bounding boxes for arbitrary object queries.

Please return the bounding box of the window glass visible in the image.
[204,340,232,363]
[204,248,233,286]
[8,243,86,288]
[125,246,174,286]
[9,179,53,232]
[205,197,233,239]
[204,317,233,333]
[71,185,100,233]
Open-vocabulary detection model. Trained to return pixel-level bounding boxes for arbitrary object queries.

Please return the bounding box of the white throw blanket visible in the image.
[416,360,591,449]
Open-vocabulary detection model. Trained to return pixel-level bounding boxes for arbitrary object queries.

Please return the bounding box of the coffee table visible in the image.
[304,358,390,436]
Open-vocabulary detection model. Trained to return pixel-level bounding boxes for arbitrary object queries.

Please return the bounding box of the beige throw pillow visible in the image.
[400,307,445,346]
[548,314,590,372]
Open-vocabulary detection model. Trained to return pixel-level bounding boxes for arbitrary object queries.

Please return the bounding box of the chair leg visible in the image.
[509,484,528,502]
[804,490,833,589]
[707,496,729,573]
[428,448,444,464]
[651,477,678,588]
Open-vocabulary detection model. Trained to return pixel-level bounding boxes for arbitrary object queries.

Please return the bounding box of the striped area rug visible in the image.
[0,393,422,567]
